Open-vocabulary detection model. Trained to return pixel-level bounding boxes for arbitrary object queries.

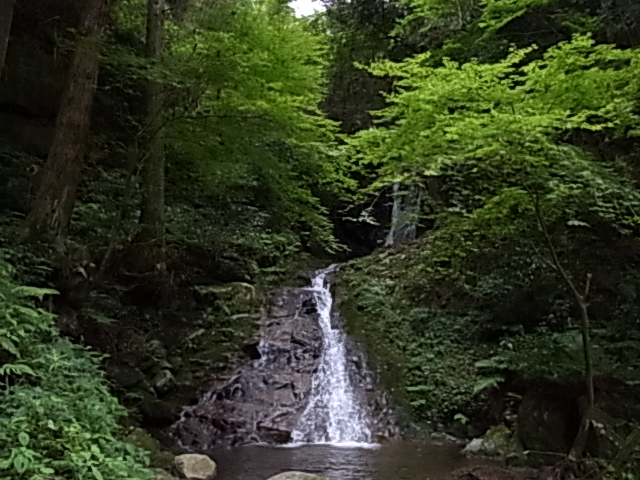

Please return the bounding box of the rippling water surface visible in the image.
[211,442,479,480]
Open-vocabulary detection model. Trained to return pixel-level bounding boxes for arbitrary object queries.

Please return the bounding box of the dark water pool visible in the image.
[210,442,480,480]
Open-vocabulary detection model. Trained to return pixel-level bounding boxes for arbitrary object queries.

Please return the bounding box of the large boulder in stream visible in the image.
[517,389,581,454]
[266,473,330,480]
[174,454,217,480]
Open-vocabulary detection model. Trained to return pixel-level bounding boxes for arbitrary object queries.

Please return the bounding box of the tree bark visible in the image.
[25,0,113,241]
[0,0,15,79]
[135,0,166,258]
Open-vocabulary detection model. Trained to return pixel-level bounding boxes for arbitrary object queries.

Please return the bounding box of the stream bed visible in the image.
[210,442,480,480]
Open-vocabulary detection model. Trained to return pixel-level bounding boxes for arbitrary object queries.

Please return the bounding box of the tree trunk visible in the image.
[0,0,15,78]
[135,0,166,259]
[533,199,595,459]
[25,0,113,241]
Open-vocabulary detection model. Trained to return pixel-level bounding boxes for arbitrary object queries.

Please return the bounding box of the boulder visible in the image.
[152,369,177,395]
[463,425,522,457]
[431,432,467,447]
[517,390,580,454]
[256,424,292,444]
[154,469,178,480]
[174,454,217,480]
[586,408,625,460]
[266,473,329,480]
[147,339,168,360]
[462,438,485,455]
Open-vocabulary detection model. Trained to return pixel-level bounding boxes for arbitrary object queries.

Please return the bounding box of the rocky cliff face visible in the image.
[172,286,324,448]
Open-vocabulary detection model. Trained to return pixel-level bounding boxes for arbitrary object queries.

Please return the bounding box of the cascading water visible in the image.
[291,265,373,445]
[385,183,421,246]
[172,264,396,450]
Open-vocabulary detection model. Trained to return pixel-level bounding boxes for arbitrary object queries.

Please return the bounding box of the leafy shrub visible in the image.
[0,257,152,480]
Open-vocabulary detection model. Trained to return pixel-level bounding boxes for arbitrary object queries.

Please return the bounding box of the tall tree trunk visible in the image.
[135,0,166,259]
[0,0,15,78]
[25,0,113,241]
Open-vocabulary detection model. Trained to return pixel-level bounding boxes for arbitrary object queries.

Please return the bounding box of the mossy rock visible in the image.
[125,428,175,470]
[153,469,178,480]
[464,425,522,457]
[482,425,522,456]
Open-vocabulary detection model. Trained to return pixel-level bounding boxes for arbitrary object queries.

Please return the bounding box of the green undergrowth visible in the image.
[0,256,152,480]
[338,248,487,424]
[338,226,640,429]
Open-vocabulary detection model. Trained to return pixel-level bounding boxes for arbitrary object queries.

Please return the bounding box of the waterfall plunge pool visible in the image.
[210,442,481,480]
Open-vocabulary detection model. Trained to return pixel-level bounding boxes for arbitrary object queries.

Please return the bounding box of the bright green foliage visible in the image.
[107,0,352,259]
[341,24,640,426]
[352,35,640,234]
[0,258,151,480]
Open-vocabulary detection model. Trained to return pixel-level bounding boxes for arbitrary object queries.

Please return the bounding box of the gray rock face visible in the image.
[267,473,329,480]
[174,454,217,480]
[172,287,323,448]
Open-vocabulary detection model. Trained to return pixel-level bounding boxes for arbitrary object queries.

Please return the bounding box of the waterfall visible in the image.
[385,183,421,246]
[291,265,374,445]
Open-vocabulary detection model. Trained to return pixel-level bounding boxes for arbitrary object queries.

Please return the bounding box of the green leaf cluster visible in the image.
[0,257,151,480]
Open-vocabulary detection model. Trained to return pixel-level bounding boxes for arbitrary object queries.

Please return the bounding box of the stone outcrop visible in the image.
[172,287,323,448]
[174,454,217,480]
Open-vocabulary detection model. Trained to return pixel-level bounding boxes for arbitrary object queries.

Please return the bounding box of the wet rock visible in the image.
[140,393,177,427]
[147,339,168,359]
[172,286,323,448]
[269,306,290,318]
[463,438,485,455]
[431,432,467,447]
[174,454,217,480]
[266,473,329,480]
[256,424,292,443]
[153,369,177,396]
[463,425,521,457]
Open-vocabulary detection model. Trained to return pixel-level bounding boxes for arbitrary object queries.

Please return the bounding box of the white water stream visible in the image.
[385,183,421,246]
[291,265,374,446]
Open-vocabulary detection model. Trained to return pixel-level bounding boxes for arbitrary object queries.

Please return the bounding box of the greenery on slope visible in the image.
[0,258,152,480]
